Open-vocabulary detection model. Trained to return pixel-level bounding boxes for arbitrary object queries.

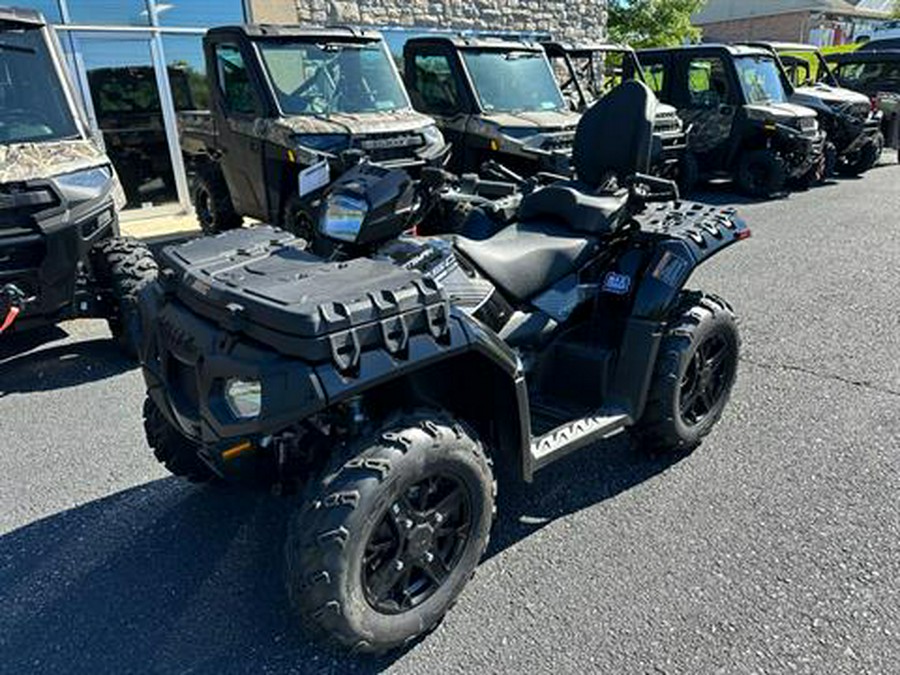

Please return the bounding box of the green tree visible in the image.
[608,0,707,48]
[893,0,900,18]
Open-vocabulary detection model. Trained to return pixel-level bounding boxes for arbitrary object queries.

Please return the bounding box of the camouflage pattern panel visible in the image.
[680,108,735,154]
[0,139,108,184]
[230,109,436,148]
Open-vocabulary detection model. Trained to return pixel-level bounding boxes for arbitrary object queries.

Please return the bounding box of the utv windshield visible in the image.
[462,49,567,113]
[0,27,80,144]
[735,56,788,105]
[258,40,409,115]
[779,50,839,87]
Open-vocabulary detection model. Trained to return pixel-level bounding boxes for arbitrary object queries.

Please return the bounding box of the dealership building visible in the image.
[11,0,608,218]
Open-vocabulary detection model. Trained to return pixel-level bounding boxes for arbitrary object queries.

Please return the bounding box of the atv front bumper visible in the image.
[0,173,120,331]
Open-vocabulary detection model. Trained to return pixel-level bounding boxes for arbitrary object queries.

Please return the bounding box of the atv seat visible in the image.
[456,222,597,302]
[518,182,628,235]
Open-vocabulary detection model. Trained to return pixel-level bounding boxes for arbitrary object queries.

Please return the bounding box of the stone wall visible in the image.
[249,0,607,41]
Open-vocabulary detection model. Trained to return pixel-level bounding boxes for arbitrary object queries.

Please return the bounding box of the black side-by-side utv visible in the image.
[139,81,749,652]
[0,7,156,356]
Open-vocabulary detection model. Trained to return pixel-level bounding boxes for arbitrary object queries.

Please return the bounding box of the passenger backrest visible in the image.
[573,80,657,188]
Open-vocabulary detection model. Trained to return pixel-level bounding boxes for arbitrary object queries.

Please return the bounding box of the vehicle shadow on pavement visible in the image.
[0,479,394,675]
[487,434,687,559]
[0,337,133,396]
[0,442,686,675]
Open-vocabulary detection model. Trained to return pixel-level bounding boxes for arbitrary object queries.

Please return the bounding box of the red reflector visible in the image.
[736,229,752,240]
[0,305,21,334]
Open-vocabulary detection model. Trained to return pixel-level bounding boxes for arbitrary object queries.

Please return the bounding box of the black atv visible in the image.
[0,7,157,357]
[139,81,749,652]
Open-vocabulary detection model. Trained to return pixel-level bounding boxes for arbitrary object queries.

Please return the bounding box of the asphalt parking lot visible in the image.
[1,161,899,675]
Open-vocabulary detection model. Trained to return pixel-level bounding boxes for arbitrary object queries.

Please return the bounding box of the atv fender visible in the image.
[608,203,750,417]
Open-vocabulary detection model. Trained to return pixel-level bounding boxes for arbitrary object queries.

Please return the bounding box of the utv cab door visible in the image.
[207,40,268,220]
[404,43,474,172]
[674,54,739,169]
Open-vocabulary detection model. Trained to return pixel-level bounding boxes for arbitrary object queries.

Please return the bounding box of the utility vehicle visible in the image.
[139,81,748,652]
[403,36,580,176]
[178,25,448,236]
[830,50,900,161]
[0,6,156,356]
[639,44,825,196]
[746,42,883,176]
[542,41,689,183]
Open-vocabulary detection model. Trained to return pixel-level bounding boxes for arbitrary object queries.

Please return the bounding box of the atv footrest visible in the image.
[528,412,631,476]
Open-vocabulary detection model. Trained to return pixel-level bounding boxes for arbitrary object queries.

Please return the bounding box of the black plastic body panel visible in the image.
[0,175,120,332]
[159,226,450,369]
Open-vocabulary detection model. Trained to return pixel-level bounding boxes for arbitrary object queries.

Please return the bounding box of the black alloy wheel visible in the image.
[678,332,734,428]
[362,474,472,614]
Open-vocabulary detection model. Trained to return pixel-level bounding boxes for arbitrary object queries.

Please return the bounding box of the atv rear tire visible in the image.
[285,412,495,654]
[143,396,215,483]
[193,167,242,234]
[736,149,787,198]
[631,292,739,453]
[837,133,883,176]
[92,237,158,360]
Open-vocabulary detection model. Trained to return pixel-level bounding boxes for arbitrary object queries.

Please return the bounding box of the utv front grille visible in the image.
[0,232,45,272]
[0,183,59,227]
[356,133,424,164]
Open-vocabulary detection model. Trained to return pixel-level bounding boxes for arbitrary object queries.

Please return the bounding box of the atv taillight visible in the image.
[736,229,752,240]
[871,96,879,112]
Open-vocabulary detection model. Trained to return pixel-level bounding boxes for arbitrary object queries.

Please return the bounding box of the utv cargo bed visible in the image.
[158,226,451,369]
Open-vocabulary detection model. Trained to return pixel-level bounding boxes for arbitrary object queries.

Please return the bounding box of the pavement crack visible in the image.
[740,356,900,398]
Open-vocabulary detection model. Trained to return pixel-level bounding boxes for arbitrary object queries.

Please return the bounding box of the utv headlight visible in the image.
[421,124,445,148]
[54,166,112,202]
[294,133,351,153]
[320,194,368,243]
[224,378,262,419]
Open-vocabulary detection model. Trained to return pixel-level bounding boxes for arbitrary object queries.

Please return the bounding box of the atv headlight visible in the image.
[54,166,112,203]
[421,124,445,148]
[320,194,368,243]
[224,378,262,419]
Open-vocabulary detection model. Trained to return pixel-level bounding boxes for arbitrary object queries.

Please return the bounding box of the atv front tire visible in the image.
[736,149,787,198]
[92,237,158,359]
[285,412,495,653]
[631,292,739,453]
[143,396,215,483]
[193,167,242,234]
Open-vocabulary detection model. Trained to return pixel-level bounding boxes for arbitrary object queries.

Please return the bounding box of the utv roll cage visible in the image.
[541,40,645,110]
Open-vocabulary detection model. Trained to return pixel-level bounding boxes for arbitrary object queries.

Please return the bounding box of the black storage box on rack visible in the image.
[158,226,451,371]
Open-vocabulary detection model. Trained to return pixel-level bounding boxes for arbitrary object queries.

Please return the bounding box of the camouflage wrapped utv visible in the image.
[178,25,448,236]
[640,45,826,197]
[0,6,156,356]
[403,36,580,177]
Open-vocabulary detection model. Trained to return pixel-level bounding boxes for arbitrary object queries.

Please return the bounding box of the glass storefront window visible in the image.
[66,0,151,26]
[162,35,209,110]
[14,0,63,23]
[75,35,178,209]
[154,0,244,28]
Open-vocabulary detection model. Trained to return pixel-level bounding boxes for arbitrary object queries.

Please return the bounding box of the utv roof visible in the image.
[0,6,46,26]
[830,49,900,63]
[406,35,544,52]
[744,41,825,53]
[207,24,384,42]
[542,41,634,56]
[639,44,775,58]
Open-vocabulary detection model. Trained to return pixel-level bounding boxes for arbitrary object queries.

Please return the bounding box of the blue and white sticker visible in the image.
[602,271,632,295]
